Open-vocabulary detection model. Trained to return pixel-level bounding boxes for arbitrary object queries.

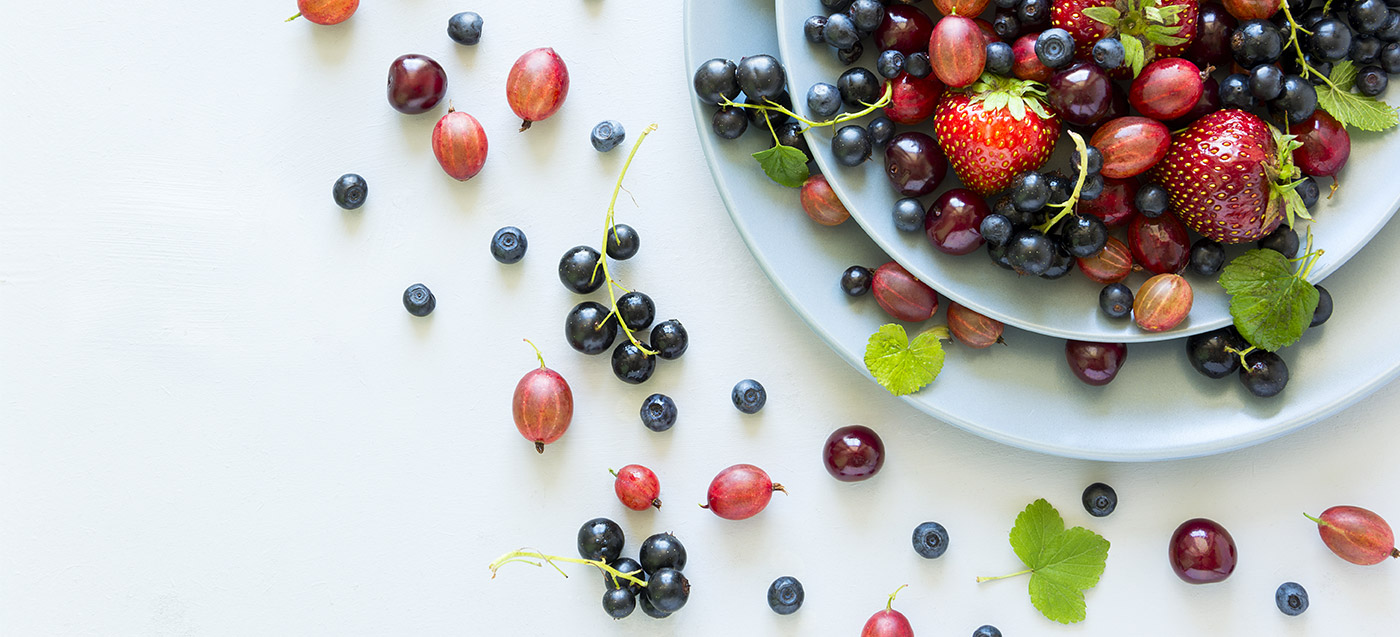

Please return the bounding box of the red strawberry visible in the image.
[932,74,1061,195]
[1053,0,1198,75]
[1149,109,1309,244]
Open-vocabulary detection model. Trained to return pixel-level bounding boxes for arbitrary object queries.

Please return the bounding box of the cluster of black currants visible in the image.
[578,518,691,620]
[987,0,1055,44]
[559,223,689,385]
[1185,283,1332,398]
[803,0,894,65]
[694,54,814,160]
[980,146,1109,278]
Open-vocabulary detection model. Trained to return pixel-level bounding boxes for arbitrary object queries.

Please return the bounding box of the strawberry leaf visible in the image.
[1155,4,1187,21]
[1122,36,1147,77]
[751,144,809,188]
[1218,249,1320,352]
[1143,25,1189,47]
[1080,6,1121,25]
[864,324,947,396]
[1007,95,1026,120]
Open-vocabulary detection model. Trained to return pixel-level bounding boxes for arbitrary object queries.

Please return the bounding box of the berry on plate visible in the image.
[933,74,1062,195]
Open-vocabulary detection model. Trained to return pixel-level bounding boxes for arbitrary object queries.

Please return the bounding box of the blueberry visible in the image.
[402,284,435,317]
[1092,37,1125,69]
[490,226,527,264]
[1232,19,1284,66]
[639,533,688,574]
[823,13,861,49]
[650,319,689,360]
[1136,183,1169,217]
[447,11,484,46]
[1296,176,1320,208]
[1188,238,1227,276]
[736,54,787,102]
[1311,285,1333,327]
[601,588,635,619]
[804,15,829,44]
[993,9,1022,42]
[1241,350,1289,397]
[905,52,932,78]
[1099,283,1134,319]
[980,214,1014,247]
[732,379,767,414]
[1358,65,1389,96]
[645,568,690,613]
[986,41,1015,76]
[1082,482,1118,517]
[1011,171,1050,212]
[808,82,843,119]
[1258,226,1299,258]
[877,49,906,79]
[605,223,640,260]
[837,67,882,107]
[577,517,625,562]
[1187,326,1247,379]
[558,245,605,294]
[640,393,678,432]
[836,42,865,65]
[848,0,884,32]
[590,120,626,152]
[973,626,1003,637]
[912,521,949,559]
[694,58,740,104]
[1275,581,1309,616]
[1384,42,1400,73]
[1219,73,1256,110]
[868,116,895,147]
[332,173,368,210]
[841,265,873,296]
[767,576,805,615]
[893,197,926,232]
[1250,64,1284,101]
[564,301,617,355]
[1035,28,1076,68]
[832,125,873,166]
[617,291,656,331]
[1018,0,1052,27]
[603,557,646,594]
[712,106,749,139]
[611,341,656,384]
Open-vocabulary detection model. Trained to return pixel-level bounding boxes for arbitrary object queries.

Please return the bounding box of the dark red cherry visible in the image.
[876,4,937,55]
[822,425,886,482]
[1047,62,1113,126]
[1287,109,1351,177]
[925,188,989,255]
[884,132,948,197]
[1169,518,1237,584]
[1187,3,1238,66]
[1079,177,1139,228]
[1128,213,1191,275]
[885,73,944,125]
[1065,340,1128,386]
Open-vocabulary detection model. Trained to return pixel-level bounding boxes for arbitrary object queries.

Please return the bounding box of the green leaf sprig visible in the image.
[1218,241,1324,353]
[978,499,1111,625]
[863,323,949,396]
[1279,2,1399,131]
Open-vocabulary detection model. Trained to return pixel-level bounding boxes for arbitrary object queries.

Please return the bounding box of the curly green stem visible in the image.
[592,124,660,355]
[488,550,649,588]
[522,339,546,369]
[1035,130,1091,234]
[720,83,893,133]
[1281,0,1339,89]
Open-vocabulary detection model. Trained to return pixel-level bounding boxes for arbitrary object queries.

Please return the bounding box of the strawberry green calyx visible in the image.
[1265,124,1313,229]
[1079,0,1191,75]
[967,73,1052,121]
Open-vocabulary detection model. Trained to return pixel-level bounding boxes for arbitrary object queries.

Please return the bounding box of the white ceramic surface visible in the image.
[689,0,1400,460]
[774,0,1400,343]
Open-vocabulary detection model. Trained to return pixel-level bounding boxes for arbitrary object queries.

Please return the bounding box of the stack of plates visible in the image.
[684,0,1400,460]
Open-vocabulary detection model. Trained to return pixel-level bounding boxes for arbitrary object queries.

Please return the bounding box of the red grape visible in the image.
[925,188,989,255]
[822,425,885,482]
[1079,177,1139,227]
[885,73,944,125]
[885,132,948,197]
[1128,213,1191,274]
[876,5,936,55]
[1047,62,1113,126]
[1288,110,1351,177]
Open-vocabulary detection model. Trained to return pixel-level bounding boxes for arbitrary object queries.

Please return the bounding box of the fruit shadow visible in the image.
[439,170,483,215]
[309,19,355,65]
[452,42,478,70]
[340,207,363,233]
[397,109,440,156]
[410,313,434,338]
[519,118,566,163]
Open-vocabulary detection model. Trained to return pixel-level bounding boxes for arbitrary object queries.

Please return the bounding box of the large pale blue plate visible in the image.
[685,0,1400,460]
[773,0,1400,343]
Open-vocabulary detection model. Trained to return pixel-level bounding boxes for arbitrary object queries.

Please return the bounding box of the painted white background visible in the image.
[2,1,1398,634]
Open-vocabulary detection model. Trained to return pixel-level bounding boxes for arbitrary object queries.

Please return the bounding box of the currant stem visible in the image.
[595,124,660,356]
[1036,130,1091,234]
[488,550,648,588]
[886,584,908,610]
[976,569,1034,583]
[523,339,546,369]
[1281,0,1337,89]
[1225,344,1256,367]
[718,83,893,134]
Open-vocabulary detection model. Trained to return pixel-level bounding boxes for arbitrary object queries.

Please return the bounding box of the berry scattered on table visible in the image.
[639,393,678,432]
[1081,482,1117,517]
[732,379,767,414]
[387,54,447,114]
[507,48,569,131]
[490,226,527,264]
[447,11,483,45]
[767,576,804,615]
[402,283,436,317]
[1275,582,1309,616]
[1169,518,1237,584]
[591,120,626,152]
[512,340,572,453]
[331,173,367,210]
[912,522,949,559]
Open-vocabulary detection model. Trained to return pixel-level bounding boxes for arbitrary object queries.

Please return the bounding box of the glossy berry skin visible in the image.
[638,594,671,619]
[973,626,1003,637]
[929,16,988,88]
[1311,285,1333,327]
[1035,28,1075,68]
[605,223,639,260]
[447,11,483,45]
[402,283,436,317]
[862,605,915,637]
[869,117,895,147]
[611,341,656,385]
[616,291,655,331]
[893,198,926,233]
[712,106,748,139]
[1047,62,1113,126]
[387,54,447,115]
[1135,183,1168,217]
[878,50,906,78]
[833,125,874,167]
[737,54,787,102]
[905,52,933,78]
[804,15,828,44]
[1129,213,1191,274]
[331,173,368,210]
[639,533,687,573]
[1099,283,1134,319]
[842,265,874,296]
[647,568,690,613]
[824,13,861,49]
[980,214,1014,247]
[564,301,617,355]
[601,588,635,619]
[986,41,1016,75]
[507,48,570,130]
[732,379,767,414]
[1274,75,1318,124]
[1309,505,1399,565]
[877,4,937,55]
[1169,76,1223,127]
[1230,19,1282,66]
[823,425,885,482]
[577,517,625,563]
[705,464,783,520]
[1258,226,1299,258]
[491,226,527,264]
[558,246,604,294]
[1090,116,1171,179]
[1005,229,1056,276]
[650,320,688,360]
[1186,326,1246,379]
[590,120,626,152]
[1135,274,1193,332]
[1081,177,1139,227]
[1082,482,1118,517]
[1012,33,1054,82]
[872,262,939,322]
[514,357,573,453]
[768,576,805,615]
[640,393,678,432]
[1078,236,1133,283]
[694,58,740,105]
[808,82,842,119]
[1276,582,1309,616]
[886,73,944,125]
[1188,238,1227,276]
[1169,518,1237,584]
[838,67,883,108]
[849,0,885,32]
[1092,37,1125,69]
[1065,340,1128,386]
[933,76,1062,194]
[1249,64,1283,101]
[603,557,645,594]
[614,464,662,511]
[1240,349,1288,397]
[1061,214,1109,258]
[1188,3,1237,66]
[801,174,852,227]
[912,521,950,559]
[1288,110,1350,177]
[948,302,1005,349]
[1130,58,1204,121]
[1218,73,1255,110]
[432,108,488,180]
[885,132,948,197]
[926,188,989,255]
[294,0,358,25]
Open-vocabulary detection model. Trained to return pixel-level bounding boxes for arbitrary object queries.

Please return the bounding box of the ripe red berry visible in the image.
[506,48,570,131]
[704,464,785,520]
[612,465,662,511]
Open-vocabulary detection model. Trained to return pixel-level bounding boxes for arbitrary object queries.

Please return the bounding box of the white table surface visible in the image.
[3,1,1398,634]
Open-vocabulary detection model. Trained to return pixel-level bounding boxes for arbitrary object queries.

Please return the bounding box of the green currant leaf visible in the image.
[1080,6,1121,25]
[1316,83,1399,132]
[1001,499,1111,625]
[751,144,809,188]
[863,324,946,396]
[1218,249,1321,352]
[1330,59,1359,92]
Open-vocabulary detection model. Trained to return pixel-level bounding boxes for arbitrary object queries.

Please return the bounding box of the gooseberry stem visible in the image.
[886,584,908,610]
[523,339,546,369]
[592,123,660,356]
[285,12,302,22]
[488,549,649,588]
